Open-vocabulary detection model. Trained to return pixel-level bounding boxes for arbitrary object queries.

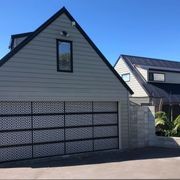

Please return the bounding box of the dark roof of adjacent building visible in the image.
[121,55,180,104]
[120,54,180,74]
[0,7,133,94]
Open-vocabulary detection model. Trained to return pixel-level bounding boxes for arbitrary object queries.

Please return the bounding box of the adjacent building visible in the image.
[115,55,180,119]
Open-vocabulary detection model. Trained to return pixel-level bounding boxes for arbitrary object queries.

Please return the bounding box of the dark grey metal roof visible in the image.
[121,55,180,104]
[122,54,180,70]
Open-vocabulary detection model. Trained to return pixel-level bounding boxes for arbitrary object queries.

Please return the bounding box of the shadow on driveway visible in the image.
[0,147,180,168]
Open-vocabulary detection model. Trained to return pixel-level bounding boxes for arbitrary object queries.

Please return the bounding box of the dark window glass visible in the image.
[57,40,72,72]
[149,72,154,81]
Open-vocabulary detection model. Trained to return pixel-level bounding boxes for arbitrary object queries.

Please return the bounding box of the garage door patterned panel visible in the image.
[0,131,32,146]
[66,140,93,154]
[33,143,64,158]
[65,114,92,127]
[66,127,93,140]
[0,116,31,130]
[94,126,118,138]
[94,138,119,151]
[0,102,31,115]
[65,102,92,113]
[33,115,64,128]
[93,114,117,125]
[33,129,64,143]
[0,146,32,162]
[32,102,64,113]
[93,102,117,112]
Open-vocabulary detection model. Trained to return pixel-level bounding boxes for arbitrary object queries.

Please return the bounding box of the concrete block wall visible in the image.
[129,103,180,149]
[129,104,156,148]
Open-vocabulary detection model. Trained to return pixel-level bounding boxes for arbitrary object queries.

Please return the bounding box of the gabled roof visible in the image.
[0,7,133,95]
[120,55,180,104]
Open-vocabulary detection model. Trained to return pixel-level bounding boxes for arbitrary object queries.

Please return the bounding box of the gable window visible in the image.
[57,40,73,72]
[149,72,165,82]
[122,73,130,82]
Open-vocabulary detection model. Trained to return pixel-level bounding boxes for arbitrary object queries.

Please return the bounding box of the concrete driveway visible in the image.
[0,147,180,179]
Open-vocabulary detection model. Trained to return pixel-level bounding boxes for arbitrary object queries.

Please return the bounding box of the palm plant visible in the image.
[173,115,180,136]
[155,111,168,126]
[155,111,173,136]
[155,111,180,137]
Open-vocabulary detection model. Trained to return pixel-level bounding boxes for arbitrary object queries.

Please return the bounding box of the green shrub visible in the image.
[155,111,180,137]
[155,111,171,136]
[173,115,180,136]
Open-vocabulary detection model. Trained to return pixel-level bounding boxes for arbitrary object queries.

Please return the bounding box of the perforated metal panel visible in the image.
[65,102,92,112]
[0,116,31,130]
[0,146,32,162]
[0,131,32,146]
[94,126,118,138]
[94,114,117,125]
[33,115,64,128]
[93,102,117,112]
[0,101,119,163]
[33,102,64,113]
[0,102,31,115]
[33,129,64,143]
[66,127,93,140]
[66,114,92,127]
[66,140,93,154]
[94,138,118,151]
[33,143,64,158]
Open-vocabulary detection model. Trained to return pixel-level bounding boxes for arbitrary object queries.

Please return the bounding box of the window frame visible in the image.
[121,73,130,82]
[56,39,73,72]
[148,72,165,82]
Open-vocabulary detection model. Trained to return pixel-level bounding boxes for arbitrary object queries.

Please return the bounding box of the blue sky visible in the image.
[1,0,180,65]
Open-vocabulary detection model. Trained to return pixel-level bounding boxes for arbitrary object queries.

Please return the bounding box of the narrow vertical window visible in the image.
[57,40,73,72]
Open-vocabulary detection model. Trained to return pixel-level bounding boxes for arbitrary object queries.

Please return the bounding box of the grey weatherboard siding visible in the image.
[0,8,131,102]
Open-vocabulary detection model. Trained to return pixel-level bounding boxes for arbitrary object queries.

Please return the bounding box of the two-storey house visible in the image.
[115,55,180,120]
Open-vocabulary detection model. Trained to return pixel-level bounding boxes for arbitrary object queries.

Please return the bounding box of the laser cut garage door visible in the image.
[0,101,119,162]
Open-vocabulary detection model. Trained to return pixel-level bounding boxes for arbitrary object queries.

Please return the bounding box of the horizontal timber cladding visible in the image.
[0,101,119,163]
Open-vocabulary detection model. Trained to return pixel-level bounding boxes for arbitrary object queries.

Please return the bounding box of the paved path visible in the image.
[0,147,180,179]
